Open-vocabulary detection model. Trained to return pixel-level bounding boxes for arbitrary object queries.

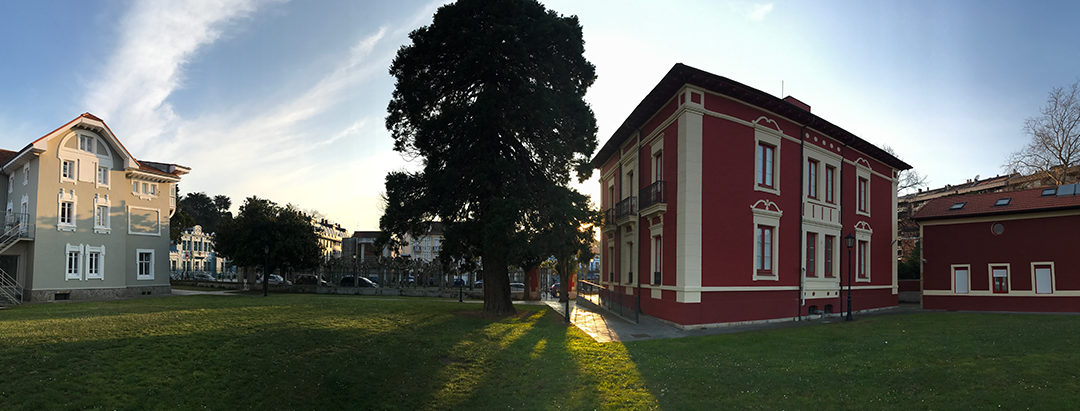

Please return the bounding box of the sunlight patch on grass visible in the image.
[530,338,548,360]
[564,327,660,409]
[424,310,545,409]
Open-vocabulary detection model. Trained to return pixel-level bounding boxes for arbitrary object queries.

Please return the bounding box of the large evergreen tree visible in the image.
[382,0,597,315]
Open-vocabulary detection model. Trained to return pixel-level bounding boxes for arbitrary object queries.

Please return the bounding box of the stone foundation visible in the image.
[28,285,172,303]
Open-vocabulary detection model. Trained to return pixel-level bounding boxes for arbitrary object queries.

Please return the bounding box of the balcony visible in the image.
[603,208,617,232]
[614,196,637,226]
[639,181,667,219]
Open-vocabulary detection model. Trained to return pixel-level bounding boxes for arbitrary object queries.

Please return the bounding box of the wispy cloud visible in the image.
[83,0,272,154]
[747,3,774,21]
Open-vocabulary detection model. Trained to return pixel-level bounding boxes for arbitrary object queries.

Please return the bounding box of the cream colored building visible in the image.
[398,222,444,263]
[311,217,347,260]
[0,113,187,304]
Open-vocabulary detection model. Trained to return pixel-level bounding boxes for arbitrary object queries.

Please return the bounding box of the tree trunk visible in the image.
[481,252,515,315]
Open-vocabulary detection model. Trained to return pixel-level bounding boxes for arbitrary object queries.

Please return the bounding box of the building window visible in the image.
[65,244,81,280]
[95,205,109,229]
[653,151,663,182]
[7,175,11,193]
[953,266,970,294]
[857,240,868,279]
[137,249,155,280]
[858,177,868,213]
[61,160,76,181]
[652,235,662,285]
[825,165,835,204]
[991,265,1009,293]
[132,181,138,193]
[824,235,834,277]
[22,164,28,185]
[756,143,775,188]
[807,159,819,199]
[1034,263,1053,294]
[755,225,774,276]
[79,135,94,152]
[86,246,104,280]
[97,166,109,186]
[805,232,817,277]
[60,201,74,225]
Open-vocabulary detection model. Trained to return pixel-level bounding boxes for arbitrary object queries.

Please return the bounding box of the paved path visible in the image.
[545,299,923,343]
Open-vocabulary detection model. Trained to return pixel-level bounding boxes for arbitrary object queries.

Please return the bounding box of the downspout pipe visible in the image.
[797,124,808,321]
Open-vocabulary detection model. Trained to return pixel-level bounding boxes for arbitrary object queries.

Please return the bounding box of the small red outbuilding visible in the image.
[914,184,1080,312]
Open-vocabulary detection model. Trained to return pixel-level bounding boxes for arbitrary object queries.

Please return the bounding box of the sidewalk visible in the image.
[545,299,923,343]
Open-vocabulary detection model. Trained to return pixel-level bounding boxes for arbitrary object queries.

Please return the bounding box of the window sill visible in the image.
[753,272,779,281]
[57,224,76,232]
[94,227,111,234]
[136,276,154,281]
[856,277,871,283]
[86,276,104,280]
[856,210,871,218]
[754,185,780,197]
[60,178,76,184]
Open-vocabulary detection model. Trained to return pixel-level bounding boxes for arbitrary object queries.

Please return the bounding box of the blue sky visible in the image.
[1,0,1078,232]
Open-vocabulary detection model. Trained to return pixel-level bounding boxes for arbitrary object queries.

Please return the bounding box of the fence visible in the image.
[576,279,639,323]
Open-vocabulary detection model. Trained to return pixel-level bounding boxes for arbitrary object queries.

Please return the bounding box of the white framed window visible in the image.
[751,200,783,281]
[150,184,157,195]
[137,249,155,280]
[990,263,1010,294]
[652,235,662,285]
[132,181,138,194]
[952,264,970,294]
[57,188,77,231]
[79,135,94,152]
[7,175,11,193]
[61,160,76,182]
[97,166,109,186]
[855,222,872,282]
[1032,262,1054,294]
[856,166,871,217]
[753,129,782,196]
[65,244,82,280]
[86,245,105,280]
[22,163,28,185]
[93,194,111,234]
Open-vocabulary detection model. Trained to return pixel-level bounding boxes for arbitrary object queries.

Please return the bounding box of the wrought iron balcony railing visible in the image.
[615,196,637,221]
[639,181,666,210]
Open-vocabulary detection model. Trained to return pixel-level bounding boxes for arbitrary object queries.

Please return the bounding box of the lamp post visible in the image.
[844,233,855,321]
[263,245,269,297]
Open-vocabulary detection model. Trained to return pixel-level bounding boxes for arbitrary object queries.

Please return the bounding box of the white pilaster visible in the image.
[676,109,703,303]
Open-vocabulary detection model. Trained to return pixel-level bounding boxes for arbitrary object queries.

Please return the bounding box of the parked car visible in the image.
[259,274,290,285]
[473,280,483,288]
[510,282,525,292]
[340,276,378,288]
[294,274,329,286]
[453,278,465,287]
[193,273,215,282]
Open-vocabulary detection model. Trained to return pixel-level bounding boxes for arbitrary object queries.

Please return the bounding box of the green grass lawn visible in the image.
[1,294,1078,410]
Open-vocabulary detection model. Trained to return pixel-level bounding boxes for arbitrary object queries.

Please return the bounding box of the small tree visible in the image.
[215,196,321,296]
[1007,81,1080,185]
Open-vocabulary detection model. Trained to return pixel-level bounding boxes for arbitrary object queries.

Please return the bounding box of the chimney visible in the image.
[783,96,811,112]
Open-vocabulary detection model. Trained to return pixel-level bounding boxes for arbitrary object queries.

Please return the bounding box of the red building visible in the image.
[914,184,1080,312]
[590,64,911,327]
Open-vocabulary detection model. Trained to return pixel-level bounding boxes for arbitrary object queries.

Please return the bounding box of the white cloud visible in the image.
[747,3,774,21]
[83,0,274,155]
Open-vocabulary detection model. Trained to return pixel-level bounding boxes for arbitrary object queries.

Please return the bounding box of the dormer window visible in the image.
[949,202,966,210]
[994,198,1011,206]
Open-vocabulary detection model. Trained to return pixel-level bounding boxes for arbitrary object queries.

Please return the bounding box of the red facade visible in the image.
[915,186,1080,312]
[592,64,909,327]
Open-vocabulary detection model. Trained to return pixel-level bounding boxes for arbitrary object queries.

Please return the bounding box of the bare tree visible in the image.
[882,146,928,195]
[1007,81,1080,186]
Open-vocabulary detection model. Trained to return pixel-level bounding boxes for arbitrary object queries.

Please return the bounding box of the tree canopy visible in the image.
[1007,81,1080,185]
[381,0,598,315]
[215,196,321,295]
[177,192,233,234]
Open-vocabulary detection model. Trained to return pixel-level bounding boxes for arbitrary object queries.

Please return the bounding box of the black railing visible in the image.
[639,180,666,210]
[615,196,637,220]
[576,279,639,323]
[604,208,616,227]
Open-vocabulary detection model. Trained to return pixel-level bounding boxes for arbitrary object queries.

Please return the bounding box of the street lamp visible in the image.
[844,233,855,321]
[263,245,269,297]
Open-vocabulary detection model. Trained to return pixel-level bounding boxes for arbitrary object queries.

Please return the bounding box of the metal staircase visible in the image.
[0,215,26,306]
